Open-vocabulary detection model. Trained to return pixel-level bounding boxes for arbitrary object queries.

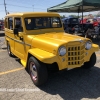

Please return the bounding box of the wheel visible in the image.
[82,53,96,69]
[7,42,13,57]
[28,56,48,86]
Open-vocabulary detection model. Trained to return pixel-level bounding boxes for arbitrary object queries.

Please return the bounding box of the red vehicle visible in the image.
[80,18,87,24]
[93,19,99,26]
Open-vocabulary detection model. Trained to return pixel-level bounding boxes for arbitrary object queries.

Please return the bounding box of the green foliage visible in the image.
[96,14,100,17]
[69,15,78,18]
[60,15,66,18]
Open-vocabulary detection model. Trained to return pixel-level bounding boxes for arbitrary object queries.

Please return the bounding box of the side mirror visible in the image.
[13,28,18,35]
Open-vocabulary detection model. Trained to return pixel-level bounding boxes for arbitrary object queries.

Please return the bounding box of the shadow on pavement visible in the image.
[0,31,5,37]
[40,66,100,100]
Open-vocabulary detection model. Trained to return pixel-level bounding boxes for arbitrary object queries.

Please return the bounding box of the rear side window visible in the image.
[14,18,23,32]
[8,17,13,30]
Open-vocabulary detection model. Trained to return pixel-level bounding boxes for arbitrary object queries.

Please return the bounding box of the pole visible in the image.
[78,7,80,34]
[82,0,84,36]
[4,0,7,15]
[32,5,34,12]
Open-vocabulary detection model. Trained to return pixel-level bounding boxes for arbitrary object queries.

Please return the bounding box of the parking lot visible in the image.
[0,33,100,100]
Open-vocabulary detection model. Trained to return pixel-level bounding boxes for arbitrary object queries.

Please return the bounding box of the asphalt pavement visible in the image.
[0,31,5,37]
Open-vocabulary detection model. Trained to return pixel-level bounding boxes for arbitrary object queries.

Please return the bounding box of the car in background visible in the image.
[62,17,81,34]
[97,17,100,24]
[0,21,4,30]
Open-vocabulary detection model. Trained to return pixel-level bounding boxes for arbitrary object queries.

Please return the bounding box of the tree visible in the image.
[96,11,100,17]
[60,15,66,18]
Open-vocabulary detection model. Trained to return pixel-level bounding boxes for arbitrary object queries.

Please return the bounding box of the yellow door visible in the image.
[14,33,25,60]
[14,17,25,60]
[5,17,15,53]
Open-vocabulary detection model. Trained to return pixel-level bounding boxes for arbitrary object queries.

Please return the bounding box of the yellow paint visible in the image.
[0,67,24,76]
[4,12,99,71]
[21,59,26,67]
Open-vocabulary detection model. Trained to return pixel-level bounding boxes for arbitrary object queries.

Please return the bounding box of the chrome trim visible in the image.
[5,35,31,47]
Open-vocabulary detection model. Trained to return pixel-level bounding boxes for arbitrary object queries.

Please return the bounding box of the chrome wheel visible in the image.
[7,42,12,56]
[7,44,10,55]
[30,62,37,81]
[28,56,48,86]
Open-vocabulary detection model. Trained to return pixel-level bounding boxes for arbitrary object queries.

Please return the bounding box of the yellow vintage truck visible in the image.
[4,12,99,86]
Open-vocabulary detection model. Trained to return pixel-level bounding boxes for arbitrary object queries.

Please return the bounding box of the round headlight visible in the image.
[85,41,92,50]
[58,46,66,56]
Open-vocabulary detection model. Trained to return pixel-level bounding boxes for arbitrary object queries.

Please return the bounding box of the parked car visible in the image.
[5,12,99,86]
[0,21,4,30]
[62,17,81,34]
[97,17,100,24]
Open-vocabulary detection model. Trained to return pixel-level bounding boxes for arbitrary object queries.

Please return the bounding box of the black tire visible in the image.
[82,53,96,69]
[28,56,48,86]
[7,42,13,57]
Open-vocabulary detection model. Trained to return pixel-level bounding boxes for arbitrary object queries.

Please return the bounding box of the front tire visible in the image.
[82,53,96,69]
[28,56,48,86]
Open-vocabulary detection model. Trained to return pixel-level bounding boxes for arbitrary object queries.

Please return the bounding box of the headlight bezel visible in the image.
[85,41,92,50]
[58,46,66,56]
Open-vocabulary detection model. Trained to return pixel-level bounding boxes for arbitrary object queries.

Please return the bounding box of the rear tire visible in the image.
[28,56,48,86]
[82,53,96,69]
[7,42,13,57]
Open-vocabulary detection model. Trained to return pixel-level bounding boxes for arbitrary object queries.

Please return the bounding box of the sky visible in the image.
[0,0,99,19]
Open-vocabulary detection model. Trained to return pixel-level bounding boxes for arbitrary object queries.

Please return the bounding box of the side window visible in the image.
[8,17,13,30]
[25,18,32,30]
[52,17,61,27]
[14,18,23,32]
[5,18,8,28]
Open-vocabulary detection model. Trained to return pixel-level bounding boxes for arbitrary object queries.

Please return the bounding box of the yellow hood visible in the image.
[31,32,87,54]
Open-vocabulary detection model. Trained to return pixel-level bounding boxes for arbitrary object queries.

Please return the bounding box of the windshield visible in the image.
[70,18,79,24]
[25,17,62,30]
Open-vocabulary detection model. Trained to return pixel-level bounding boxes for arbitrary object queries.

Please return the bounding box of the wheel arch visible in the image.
[25,52,59,73]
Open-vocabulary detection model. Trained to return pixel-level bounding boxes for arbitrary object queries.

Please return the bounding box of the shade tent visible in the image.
[47,0,100,13]
[47,0,100,35]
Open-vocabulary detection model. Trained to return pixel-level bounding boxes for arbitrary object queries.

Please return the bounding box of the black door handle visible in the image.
[20,37,23,41]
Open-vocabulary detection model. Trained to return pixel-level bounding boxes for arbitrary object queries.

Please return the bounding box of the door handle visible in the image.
[20,37,23,41]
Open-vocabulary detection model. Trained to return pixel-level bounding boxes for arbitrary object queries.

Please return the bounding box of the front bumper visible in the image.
[55,43,99,70]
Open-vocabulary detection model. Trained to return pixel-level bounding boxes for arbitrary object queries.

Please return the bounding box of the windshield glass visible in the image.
[70,18,79,24]
[24,17,62,30]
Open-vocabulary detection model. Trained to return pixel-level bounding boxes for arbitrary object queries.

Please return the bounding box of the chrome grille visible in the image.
[67,45,85,66]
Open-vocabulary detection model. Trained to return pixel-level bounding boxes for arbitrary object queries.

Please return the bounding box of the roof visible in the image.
[5,12,60,17]
[47,0,100,13]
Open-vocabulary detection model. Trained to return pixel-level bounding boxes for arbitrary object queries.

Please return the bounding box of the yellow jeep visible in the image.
[4,12,99,86]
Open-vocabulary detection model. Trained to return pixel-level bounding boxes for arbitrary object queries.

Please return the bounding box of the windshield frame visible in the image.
[24,17,62,30]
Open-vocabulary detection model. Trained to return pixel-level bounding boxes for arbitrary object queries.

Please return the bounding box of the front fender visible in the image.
[84,44,99,62]
[92,44,99,51]
[28,48,58,64]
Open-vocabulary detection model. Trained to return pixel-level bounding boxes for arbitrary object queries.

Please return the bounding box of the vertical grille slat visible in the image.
[67,44,85,66]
